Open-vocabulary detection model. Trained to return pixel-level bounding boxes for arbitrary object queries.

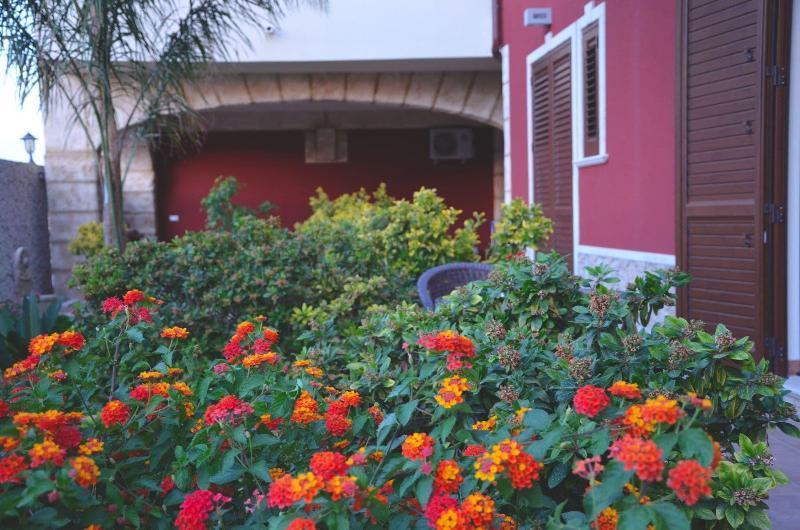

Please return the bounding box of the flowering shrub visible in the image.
[2,255,796,529]
[70,181,488,351]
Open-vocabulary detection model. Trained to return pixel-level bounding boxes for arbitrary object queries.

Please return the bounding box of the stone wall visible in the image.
[0,160,53,302]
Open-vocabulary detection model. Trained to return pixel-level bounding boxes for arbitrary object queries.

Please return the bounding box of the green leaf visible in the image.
[678,428,713,466]
[250,461,271,482]
[415,475,434,507]
[126,328,144,343]
[397,399,419,426]
[653,432,677,456]
[584,460,633,519]
[197,376,212,404]
[547,462,569,489]
[523,409,552,432]
[618,505,651,530]
[725,506,745,528]
[650,503,689,530]
[693,507,717,521]
[377,413,398,445]
[209,466,244,485]
[527,426,564,460]
[439,415,457,441]
[591,427,611,456]
[745,509,771,530]
[776,422,800,437]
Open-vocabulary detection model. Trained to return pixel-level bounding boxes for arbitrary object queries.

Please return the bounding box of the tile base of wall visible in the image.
[576,248,677,325]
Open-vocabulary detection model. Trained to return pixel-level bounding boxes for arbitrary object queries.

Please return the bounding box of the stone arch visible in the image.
[184,71,503,129]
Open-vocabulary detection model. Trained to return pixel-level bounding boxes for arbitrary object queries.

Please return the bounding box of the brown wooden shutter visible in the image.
[531,43,574,266]
[677,0,765,351]
[583,22,600,157]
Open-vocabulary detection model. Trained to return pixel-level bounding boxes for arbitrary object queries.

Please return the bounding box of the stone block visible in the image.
[462,72,501,123]
[122,190,155,214]
[44,153,96,183]
[44,102,95,151]
[374,73,410,105]
[48,242,80,273]
[47,181,99,212]
[123,170,155,193]
[214,75,253,106]
[48,212,99,244]
[345,73,377,103]
[245,74,282,104]
[184,80,221,110]
[121,145,154,172]
[311,73,346,102]
[433,72,474,115]
[404,72,442,109]
[278,74,311,102]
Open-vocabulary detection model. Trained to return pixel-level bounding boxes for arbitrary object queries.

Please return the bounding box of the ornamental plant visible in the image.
[70,180,488,351]
[488,198,553,260]
[1,255,796,529]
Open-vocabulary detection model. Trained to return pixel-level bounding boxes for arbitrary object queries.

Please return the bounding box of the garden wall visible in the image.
[0,159,53,302]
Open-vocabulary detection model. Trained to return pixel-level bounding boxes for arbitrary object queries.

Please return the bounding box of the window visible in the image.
[582,22,599,157]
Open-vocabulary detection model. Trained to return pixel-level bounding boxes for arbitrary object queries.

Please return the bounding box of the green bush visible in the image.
[70,179,487,350]
[489,198,553,260]
[68,221,106,258]
[70,214,310,349]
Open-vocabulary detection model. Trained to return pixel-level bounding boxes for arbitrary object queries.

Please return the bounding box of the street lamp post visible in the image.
[21,133,37,164]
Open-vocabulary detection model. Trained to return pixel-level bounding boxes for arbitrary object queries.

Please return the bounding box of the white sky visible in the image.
[0,59,45,165]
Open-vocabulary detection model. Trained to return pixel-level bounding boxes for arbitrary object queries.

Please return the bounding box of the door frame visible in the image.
[762,0,792,375]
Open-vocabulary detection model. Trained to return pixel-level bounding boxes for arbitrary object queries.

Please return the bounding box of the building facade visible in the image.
[43,0,799,374]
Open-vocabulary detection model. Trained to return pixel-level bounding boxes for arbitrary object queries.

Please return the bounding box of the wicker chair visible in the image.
[417,262,493,310]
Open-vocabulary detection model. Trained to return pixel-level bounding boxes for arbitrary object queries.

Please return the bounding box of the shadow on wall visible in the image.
[0,160,53,303]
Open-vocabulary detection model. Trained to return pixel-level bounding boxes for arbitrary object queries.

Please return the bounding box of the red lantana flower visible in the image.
[609,434,664,482]
[667,460,712,505]
[402,433,435,461]
[608,380,641,400]
[418,331,476,371]
[433,460,463,494]
[0,455,28,484]
[203,395,253,426]
[309,451,348,480]
[287,519,316,530]
[174,489,231,530]
[573,385,610,418]
[101,400,130,428]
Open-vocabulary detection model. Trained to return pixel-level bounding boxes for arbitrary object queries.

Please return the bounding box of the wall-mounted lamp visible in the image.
[21,132,37,163]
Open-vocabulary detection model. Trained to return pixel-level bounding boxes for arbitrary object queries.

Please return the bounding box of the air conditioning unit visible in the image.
[429,128,474,162]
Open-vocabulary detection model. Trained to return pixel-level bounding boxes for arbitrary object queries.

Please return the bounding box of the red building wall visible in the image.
[155,128,495,246]
[501,0,676,255]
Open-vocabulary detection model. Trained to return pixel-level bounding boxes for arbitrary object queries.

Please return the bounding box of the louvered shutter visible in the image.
[583,22,600,156]
[531,43,574,266]
[678,0,765,349]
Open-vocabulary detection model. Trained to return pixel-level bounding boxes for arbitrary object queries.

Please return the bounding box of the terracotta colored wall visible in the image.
[501,0,676,255]
[156,129,495,246]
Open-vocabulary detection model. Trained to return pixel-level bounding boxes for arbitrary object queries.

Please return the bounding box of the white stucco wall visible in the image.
[232,0,495,65]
